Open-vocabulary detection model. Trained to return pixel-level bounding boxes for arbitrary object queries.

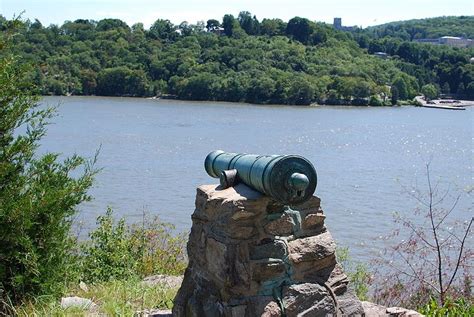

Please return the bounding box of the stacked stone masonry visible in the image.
[173,184,364,316]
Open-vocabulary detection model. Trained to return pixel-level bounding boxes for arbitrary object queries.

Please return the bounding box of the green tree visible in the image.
[96,67,149,96]
[456,82,465,97]
[392,77,409,100]
[178,21,193,37]
[149,19,176,41]
[178,72,220,100]
[206,19,220,32]
[238,11,260,35]
[421,83,438,100]
[222,14,236,36]
[353,81,372,100]
[391,85,399,105]
[0,29,96,308]
[286,17,312,44]
[466,82,474,100]
[96,18,129,32]
[441,82,451,94]
[260,18,286,36]
[288,79,314,105]
[310,24,328,45]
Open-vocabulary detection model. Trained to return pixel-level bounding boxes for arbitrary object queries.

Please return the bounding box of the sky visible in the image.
[1,0,473,28]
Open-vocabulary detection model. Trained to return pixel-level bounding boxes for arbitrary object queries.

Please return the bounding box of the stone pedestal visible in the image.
[173,184,364,317]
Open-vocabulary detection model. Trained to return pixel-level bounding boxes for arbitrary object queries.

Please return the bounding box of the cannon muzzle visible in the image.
[204,150,317,205]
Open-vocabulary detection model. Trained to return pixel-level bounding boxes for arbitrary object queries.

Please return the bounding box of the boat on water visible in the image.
[420,104,466,110]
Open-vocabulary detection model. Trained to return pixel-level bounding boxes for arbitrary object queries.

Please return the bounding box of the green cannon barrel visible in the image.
[204,150,317,205]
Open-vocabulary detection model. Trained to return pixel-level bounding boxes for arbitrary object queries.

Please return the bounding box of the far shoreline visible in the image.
[41,94,421,108]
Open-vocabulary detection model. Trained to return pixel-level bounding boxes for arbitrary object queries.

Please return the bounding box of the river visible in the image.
[39,96,473,263]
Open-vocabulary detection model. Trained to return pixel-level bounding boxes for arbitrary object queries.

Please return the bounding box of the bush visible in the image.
[421,83,439,101]
[336,247,372,300]
[419,297,474,316]
[0,27,97,309]
[80,209,187,283]
[368,95,383,106]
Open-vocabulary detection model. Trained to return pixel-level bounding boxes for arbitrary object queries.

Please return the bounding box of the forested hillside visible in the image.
[365,16,474,40]
[2,13,474,104]
[353,16,474,99]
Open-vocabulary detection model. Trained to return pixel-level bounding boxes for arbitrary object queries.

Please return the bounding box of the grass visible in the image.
[14,278,179,316]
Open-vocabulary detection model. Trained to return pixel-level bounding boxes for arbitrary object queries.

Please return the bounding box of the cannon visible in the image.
[204,150,317,205]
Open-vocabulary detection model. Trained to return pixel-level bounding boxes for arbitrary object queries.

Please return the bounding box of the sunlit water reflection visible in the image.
[39,96,473,263]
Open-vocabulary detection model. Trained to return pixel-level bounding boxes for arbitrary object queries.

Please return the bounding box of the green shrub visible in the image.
[80,209,187,283]
[336,247,372,300]
[80,208,138,282]
[368,95,383,106]
[0,27,97,309]
[419,297,474,316]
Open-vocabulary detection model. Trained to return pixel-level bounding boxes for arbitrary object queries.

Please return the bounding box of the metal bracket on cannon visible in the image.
[205,150,317,205]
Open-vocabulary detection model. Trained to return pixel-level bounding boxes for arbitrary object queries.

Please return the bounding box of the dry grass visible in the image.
[13,278,178,316]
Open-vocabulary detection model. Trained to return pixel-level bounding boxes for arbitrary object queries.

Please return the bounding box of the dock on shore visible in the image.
[415,96,468,110]
[420,104,466,110]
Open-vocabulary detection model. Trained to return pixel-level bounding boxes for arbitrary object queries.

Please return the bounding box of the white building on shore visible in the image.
[415,36,473,48]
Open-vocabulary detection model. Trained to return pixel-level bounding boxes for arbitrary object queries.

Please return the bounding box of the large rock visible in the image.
[142,275,183,288]
[361,301,424,317]
[282,283,336,316]
[60,296,97,310]
[173,184,363,316]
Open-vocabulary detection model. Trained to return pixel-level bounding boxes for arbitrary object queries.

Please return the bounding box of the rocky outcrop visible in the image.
[361,301,424,317]
[142,274,183,289]
[173,184,364,316]
[60,296,97,311]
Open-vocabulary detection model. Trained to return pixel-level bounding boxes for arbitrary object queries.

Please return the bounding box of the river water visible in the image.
[39,96,473,262]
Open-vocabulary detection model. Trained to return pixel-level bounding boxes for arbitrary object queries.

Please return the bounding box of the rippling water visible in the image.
[39,96,473,262]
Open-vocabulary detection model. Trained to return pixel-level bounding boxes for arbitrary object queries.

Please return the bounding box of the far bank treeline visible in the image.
[1,14,474,105]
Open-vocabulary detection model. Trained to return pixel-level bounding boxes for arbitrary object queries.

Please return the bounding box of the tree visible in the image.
[392,77,409,100]
[178,21,193,37]
[178,72,220,100]
[260,18,286,36]
[456,83,465,97]
[466,82,474,100]
[238,11,260,35]
[441,82,451,95]
[96,18,129,32]
[286,17,312,44]
[421,84,439,101]
[310,24,328,45]
[149,19,176,41]
[391,85,399,105]
[288,79,314,105]
[206,19,220,32]
[0,26,97,308]
[222,14,236,36]
[247,76,276,104]
[352,81,372,100]
[96,67,149,96]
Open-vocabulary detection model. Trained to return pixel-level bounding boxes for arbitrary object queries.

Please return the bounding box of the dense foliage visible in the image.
[0,14,434,105]
[1,15,474,105]
[355,17,474,99]
[366,16,474,40]
[420,297,474,316]
[2,14,473,104]
[80,209,187,283]
[0,25,96,309]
